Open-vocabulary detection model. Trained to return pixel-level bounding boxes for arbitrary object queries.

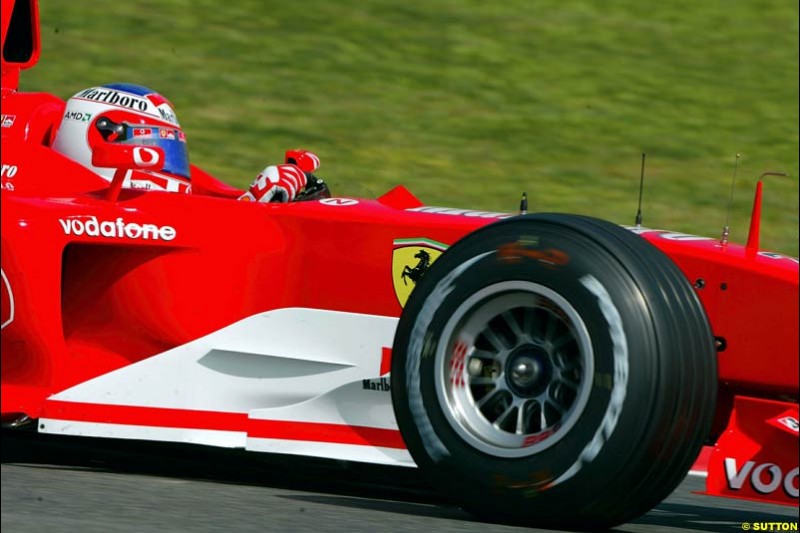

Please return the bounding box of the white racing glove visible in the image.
[239,164,308,203]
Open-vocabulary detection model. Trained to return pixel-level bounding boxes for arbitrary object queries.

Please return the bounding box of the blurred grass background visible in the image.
[23,0,798,255]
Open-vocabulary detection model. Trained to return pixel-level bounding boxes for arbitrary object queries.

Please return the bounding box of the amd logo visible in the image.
[64,111,92,122]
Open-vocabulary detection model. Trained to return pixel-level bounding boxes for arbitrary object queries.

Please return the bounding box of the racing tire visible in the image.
[391,214,717,530]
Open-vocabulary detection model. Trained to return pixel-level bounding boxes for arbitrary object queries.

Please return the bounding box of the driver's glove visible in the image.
[238,164,308,203]
[284,149,320,173]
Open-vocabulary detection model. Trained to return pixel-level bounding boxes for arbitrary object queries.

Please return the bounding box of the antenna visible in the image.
[519,192,528,215]
[720,154,741,246]
[635,152,646,227]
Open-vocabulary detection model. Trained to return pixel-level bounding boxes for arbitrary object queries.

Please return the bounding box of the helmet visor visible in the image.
[120,125,190,179]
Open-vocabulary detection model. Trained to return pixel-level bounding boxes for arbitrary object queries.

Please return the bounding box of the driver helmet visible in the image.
[52,83,191,193]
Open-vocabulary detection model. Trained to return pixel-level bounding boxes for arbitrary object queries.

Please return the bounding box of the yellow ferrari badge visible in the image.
[392,238,448,308]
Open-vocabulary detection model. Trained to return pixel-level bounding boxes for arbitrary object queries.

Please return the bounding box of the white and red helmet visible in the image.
[52,83,191,193]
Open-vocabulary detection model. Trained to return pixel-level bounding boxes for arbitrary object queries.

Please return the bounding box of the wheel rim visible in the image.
[435,281,594,458]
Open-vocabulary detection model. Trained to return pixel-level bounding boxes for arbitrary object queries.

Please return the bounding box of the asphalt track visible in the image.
[2,430,797,533]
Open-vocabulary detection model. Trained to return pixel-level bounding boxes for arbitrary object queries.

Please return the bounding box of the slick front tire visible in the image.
[391,214,717,530]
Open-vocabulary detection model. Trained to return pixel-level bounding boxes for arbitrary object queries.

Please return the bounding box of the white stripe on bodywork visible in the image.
[39,420,244,448]
[48,308,398,412]
[247,439,414,467]
[248,375,399,428]
[41,308,408,465]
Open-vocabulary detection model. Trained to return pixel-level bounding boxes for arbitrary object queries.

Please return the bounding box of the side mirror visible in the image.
[90,142,165,202]
[91,144,165,172]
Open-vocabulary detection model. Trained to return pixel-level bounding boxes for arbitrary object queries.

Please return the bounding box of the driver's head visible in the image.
[52,83,191,193]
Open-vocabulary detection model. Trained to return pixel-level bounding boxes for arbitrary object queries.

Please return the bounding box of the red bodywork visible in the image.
[2,0,797,507]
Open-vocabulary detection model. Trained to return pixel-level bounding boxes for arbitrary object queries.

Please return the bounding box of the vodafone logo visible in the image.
[407,206,511,219]
[725,458,799,498]
[759,251,800,265]
[658,232,714,241]
[58,216,176,241]
[133,147,160,167]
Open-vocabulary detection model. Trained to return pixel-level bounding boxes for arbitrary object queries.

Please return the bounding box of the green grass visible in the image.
[22,0,799,255]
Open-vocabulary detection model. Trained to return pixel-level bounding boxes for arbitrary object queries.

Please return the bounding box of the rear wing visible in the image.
[1,0,40,91]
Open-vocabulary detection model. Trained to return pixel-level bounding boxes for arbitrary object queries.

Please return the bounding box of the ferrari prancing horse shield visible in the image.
[392,238,448,308]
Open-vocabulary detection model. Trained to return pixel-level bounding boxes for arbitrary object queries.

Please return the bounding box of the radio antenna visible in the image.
[635,152,646,227]
[720,153,741,246]
[519,192,528,215]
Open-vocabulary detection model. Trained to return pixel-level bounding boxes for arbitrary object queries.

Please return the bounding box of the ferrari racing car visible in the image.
[1,1,798,529]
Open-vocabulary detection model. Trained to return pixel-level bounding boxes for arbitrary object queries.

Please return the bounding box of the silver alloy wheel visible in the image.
[435,281,594,458]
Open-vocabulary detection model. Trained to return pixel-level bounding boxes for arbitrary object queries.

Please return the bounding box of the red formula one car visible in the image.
[1,1,797,529]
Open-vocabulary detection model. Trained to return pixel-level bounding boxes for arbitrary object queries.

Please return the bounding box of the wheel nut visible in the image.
[468,357,483,376]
